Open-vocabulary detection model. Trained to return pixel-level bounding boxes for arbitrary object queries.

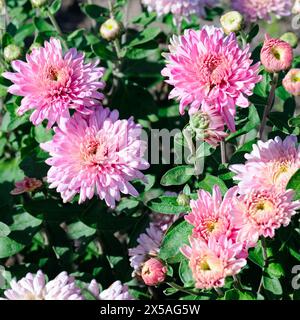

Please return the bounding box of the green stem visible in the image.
[47,11,68,51]
[220,140,227,164]
[215,287,223,297]
[166,282,200,296]
[258,237,268,294]
[259,72,279,140]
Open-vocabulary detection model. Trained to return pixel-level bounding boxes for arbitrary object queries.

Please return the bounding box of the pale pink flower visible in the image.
[3,38,105,128]
[185,186,240,242]
[231,0,293,22]
[293,0,300,13]
[162,26,261,131]
[88,280,134,300]
[189,104,228,147]
[142,0,218,25]
[260,35,293,73]
[181,236,247,289]
[283,69,300,96]
[2,271,83,300]
[230,136,300,194]
[141,258,167,286]
[10,177,42,195]
[233,188,300,247]
[41,106,149,208]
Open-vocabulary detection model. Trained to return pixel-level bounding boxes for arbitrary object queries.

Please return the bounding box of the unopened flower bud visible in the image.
[260,34,293,73]
[283,69,300,96]
[220,11,244,34]
[3,44,21,62]
[30,0,47,8]
[29,42,42,52]
[141,258,167,286]
[280,32,298,49]
[10,177,43,195]
[190,112,210,131]
[177,193,190,206]
[100,18,122,41]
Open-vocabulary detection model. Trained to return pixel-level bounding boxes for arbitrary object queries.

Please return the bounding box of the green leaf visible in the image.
[92,42,116,61]
[247,24,259,43]
[49,0,62,15]
[195,174,228,195]
[0,237,25,258]
[67,221,96,240]
[147,196,190,214]
[224,289,255,300]
[179,258,194,286]
[126,27,160,48]
[131,12,157,26]
[159,219,193,263]
[81,4,109,20]
[161,166,194,187]
[287,169,300,200]
[263,275,283,295]
[248,242,264,268]
[33,125,53,143]
[33,17,55,33]
[267,263,285,278]
[0,222,10,237]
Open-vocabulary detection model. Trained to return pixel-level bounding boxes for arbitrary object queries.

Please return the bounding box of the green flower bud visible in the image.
[280,32,298,49]
[29,42,42,52]
[220,11,244,35]
[176,193,190,207]
[100,18,122,41]
[3,44,21,62]
[190,112,210,131]
[30,0,47,8]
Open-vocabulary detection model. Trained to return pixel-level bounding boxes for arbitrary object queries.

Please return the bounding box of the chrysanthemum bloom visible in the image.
[185,186,240,242]
[283,69,300,96]
[231,0,293,22]
[2,271,83,300]
[88,280,134,300]
[260,35,293,73]
[181,236,247,289]
[189,104,228,147]
[233,188,300,247]
[10,177,43,195]
[41,106,149,208]
[142,0,218,25]
[220,11,244,34]
[230,136,300,194]
[3,38,105,128]
[162,26,261,131]
[141,258,167,286]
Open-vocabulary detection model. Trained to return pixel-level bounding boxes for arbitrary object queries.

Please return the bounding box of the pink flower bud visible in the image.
[283,69,300,96]
[141,258,167,286]
[260,35,293,73]
[10,177,43,195]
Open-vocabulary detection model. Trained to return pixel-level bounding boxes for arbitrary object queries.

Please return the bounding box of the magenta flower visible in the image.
[88,280,134,300]
[234,188,300,247]
[3,38,105,128]
[142,0,218,25]
[2,270,83,300]
[283,69,300,96]
[41,106,149,208]
[260,35,293,73]
[230,136,300,194]
[162,26,261,131]
[10,177,42,195]
[181,236,247,289]
[141,258,167,286]
[185,186,241,243]
[231,0,292,22]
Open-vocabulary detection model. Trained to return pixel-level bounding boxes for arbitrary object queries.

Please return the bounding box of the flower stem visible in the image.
[257,237,268,294]
[214,287,223,297]
[47,11,68,51]
[220,140,227,164]
[166,282,199,296]
[259,72,279,140]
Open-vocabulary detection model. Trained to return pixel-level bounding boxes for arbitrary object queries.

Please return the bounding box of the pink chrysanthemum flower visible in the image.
[283,69,300,96]
[189,104,228,147]
[185,186,240,242]
[161,26,261,131]
[231,0,293,22]
[2,271,83,300]
[293,0,300,13]
[260,35,293,73]
[142,0,218,24]
[233,189,300,247]
[88,280,134,300]
[230,136,300,194]
[10,177,42,195]
[41,106,149,208]
[181,236,247,289]
[141,258,167,286]
[3,38,105,128]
